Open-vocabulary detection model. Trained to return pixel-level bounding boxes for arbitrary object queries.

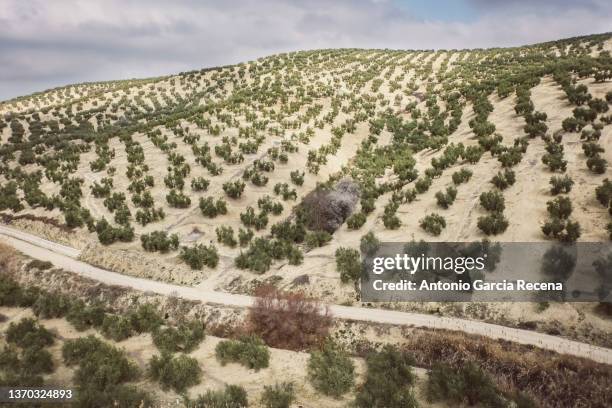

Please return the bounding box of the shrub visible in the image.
[480,191,505,212]
[477,213,509,235]
[491,169,516,190]
[95,218,134,245]
[166,189,191,208]
[127,303,164,334]
[346,212,367,229]
[238,228,254,247]
[595,179,612,207]
[62,336,141,399]
[335,247,361,283]
[223,180,246,199]
[435,186,457,209]
[360,232,380,256]
[587,155,607,174]
[148,353,201,393]
[216,226,237,247]
[215,335,270,371]
[426,362,506,407]
[308,341,355,397]
[305,230,332,249]
[452,168,473,185]
[290,170,305,186]
[462,145,484,163]
[191,177,210,191]
[261,382,295,408]
[550,175,574,195]
[180,244,219,269]
[420,214,446,236]
[199,196,228,217]
[355,345,418,408]
[188,385,248,408]
[0,275,38,308]
[6,318,54,349]
[66,300,105,331]
[141,231,179,252]
[542,218,581,242]
[547,196,572,219]
[32,291,71,318]
[248,285,331,351]
[415,177,432,194]
[258,195,283,215]
[101,314,133,342]
[152,320,205,353]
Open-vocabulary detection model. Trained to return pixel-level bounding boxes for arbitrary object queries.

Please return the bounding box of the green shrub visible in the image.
[426,362,505,407]
[0,276,38,308]
[95,218,134,245]
[346,212,367,229]
[188,384,248,408]
[491,169,516,190]
[547,196,572,219]
[305,230,332,249]
[308,341,355,397]
[477,213,509,235]
[480,191,505,212]
[435,186,458,209]
[420,214,446,236]
[261,382,295,408]
[127,303,164,334]
[216,226,237,247]
[335,247,361,283]
[258,195,283,215]
[215,335,270,371]
[101,314,133,342]
[199,196,228,217]
[32,291,71,318]
[152,320,205,353]
[148,352,201,393]
[415,177,432,194]
[6,318,54,349]
[238,228,254,247]
[595,179,612,207]
[587,155,607,174]
[141,231,179,252]
[452,168,473,185]
[360,232,380,256]
[223,180,246,199]
[550,175,574,195]
[355,345,418,408]
[166,189,191,208]
[542,218,581,242]
[191,177,210,191]
[180,244,219,269]
[290,170,305,186]
[62,336,141,398]
[66,300,105,331]
[26,260,53,270]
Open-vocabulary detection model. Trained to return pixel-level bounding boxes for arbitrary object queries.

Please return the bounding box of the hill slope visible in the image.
[1,33,612,311]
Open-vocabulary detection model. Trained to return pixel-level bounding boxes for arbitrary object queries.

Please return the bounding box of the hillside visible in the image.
[1,33,612,306]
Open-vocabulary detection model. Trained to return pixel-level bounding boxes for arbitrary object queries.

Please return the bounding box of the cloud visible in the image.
[0,0,610,101]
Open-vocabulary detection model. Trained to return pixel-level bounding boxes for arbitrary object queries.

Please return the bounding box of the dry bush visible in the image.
[248,285,332,351]
[0,242,20,274]
[404,329,612,408]
[299,179,359,233]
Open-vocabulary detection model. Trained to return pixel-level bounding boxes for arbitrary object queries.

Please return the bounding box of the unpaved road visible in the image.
[1,225,611,365]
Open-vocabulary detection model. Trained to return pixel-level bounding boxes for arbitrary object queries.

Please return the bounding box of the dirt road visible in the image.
[1,224,610,365]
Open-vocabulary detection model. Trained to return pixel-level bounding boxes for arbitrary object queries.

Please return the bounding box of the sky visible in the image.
[0,0,611,101]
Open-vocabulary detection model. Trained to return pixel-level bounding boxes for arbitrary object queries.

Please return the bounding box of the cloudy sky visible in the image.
[1,0,610,101]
